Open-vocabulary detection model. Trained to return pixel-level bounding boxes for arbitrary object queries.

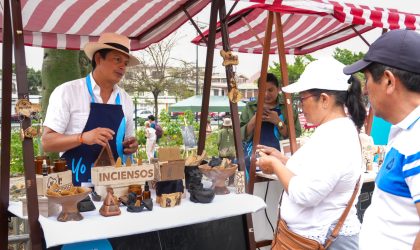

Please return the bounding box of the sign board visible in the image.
[36,170,72,196]
[91,165,154,186]
[181,125,197,148]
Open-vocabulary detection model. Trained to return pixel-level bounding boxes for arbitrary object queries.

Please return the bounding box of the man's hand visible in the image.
[82,127,114,146]
[123,136,138,154]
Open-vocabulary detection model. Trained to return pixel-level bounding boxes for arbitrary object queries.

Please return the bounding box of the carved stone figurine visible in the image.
[99,187,121,217]
[126,192,153,213]
[189,168,215,203]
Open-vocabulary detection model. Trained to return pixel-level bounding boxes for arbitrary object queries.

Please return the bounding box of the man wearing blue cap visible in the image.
[344,29,420,250]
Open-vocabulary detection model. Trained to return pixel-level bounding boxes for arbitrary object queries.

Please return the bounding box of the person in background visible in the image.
[148,114,156,129]
[42,33,138,186]
[240,73,302,170]
[344,29,420,250]
[206,119,212,135]
[144,121,156,163]
[217,117,236,160]
[257,57,366,249]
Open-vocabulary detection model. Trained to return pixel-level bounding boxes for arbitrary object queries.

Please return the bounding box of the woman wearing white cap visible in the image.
[257,57,365,249]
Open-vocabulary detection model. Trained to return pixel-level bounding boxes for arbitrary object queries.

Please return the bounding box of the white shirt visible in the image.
[282,117,362,243]
[360,106,420,250]
[44,73,134,138]
[146,127,156,142]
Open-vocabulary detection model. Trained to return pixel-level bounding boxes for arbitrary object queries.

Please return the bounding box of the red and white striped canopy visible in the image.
[192,0,420,54]
[0,0,212,51]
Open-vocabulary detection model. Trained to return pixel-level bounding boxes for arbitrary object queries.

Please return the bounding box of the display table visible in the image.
[9,192,265,248]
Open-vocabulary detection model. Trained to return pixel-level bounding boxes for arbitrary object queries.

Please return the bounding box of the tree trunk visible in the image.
[153,92,159,120]
[79,51,92,77]
[41,49,81,159]
[41,49,81,116]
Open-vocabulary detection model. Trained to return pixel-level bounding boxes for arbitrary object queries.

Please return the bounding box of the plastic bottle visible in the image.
[42,159,48,176]
[142,181,151,200]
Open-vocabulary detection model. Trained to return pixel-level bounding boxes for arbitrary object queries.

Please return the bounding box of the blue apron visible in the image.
[62,75,126,186]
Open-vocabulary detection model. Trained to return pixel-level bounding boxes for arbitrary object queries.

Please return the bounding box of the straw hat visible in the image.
[84,33,140,67]
[223,118,232,127]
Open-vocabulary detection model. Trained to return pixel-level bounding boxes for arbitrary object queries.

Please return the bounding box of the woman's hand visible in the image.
[123,137,139,154]
[257,151,281,175]
[262,108,280,125]
[256,144,289,165]
[83,127,114,146]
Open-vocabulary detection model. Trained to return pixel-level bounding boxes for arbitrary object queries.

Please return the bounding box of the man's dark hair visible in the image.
[258,73,280,88]
[366,62,420,93]
[148,115,155,121]
[91,49,113,70]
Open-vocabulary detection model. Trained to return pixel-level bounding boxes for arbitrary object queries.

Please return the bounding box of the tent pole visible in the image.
[365,28,388,135]
[197,0,220,155]
[274,12,298,153]
[0,0,14,248]
[248,11,274,194]
[219,2,256,250]
[350,26,370,47]
[218,0,246,186]
[182,7,208,45]
[10,0,43,248]
[241,17,264,47]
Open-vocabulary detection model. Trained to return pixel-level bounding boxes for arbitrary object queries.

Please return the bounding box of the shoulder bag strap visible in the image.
[323,176,361,249]
[324,133,363,249]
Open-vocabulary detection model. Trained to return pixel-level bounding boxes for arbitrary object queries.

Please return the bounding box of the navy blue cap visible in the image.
[344,30,420,75]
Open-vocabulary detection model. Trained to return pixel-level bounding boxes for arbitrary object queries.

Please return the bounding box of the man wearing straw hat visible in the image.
[42,33,139,186]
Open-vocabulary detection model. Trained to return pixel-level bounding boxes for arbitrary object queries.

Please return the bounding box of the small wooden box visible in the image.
[154,147,185,182]
[21,196,60,217]
[36,170,72,196]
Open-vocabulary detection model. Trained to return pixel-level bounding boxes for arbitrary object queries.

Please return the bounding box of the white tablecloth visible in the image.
[10,192,265,248]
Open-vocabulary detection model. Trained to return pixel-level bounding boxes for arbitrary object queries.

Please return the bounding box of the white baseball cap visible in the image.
[282,57,350,93]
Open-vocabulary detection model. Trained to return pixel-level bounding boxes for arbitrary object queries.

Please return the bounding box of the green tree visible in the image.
[166,60,198,101]
[41,49,81,117]
[0,65,42,95]
[123,35,176,118]
[27,67,42,95]
[269,55,315,84]
[79,51,92,77]
[41,49,81,159]
[124,34,197,117]
[332,48,365,65]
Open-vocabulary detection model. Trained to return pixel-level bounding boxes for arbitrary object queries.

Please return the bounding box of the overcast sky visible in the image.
[2,0,420,79]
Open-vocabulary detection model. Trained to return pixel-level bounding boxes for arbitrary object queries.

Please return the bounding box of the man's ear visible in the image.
[94,52,101,67]
[383,70,396,95]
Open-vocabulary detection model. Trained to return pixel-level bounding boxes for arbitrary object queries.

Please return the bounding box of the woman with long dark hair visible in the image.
[257,57,366,250]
